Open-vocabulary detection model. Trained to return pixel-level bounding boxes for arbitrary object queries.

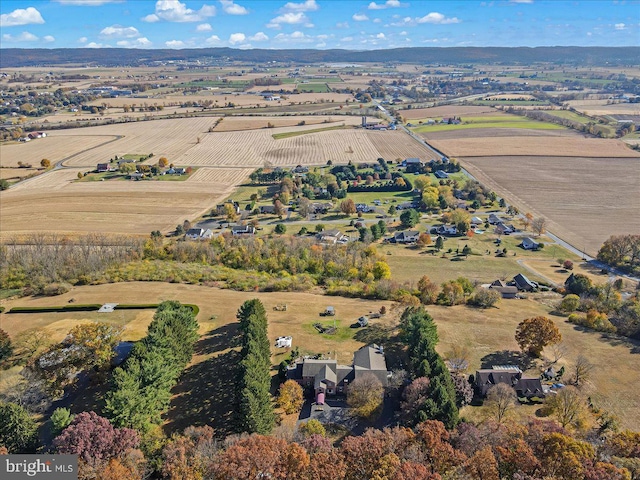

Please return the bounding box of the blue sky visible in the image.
[0,0,638,49]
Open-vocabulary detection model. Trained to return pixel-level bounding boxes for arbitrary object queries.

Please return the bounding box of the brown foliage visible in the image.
[463,446,500,480]
[415,420,466,475]
[515,316,562,357]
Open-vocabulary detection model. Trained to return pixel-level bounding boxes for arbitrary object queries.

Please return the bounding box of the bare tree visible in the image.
[548,342,568,365]
[571,355,595,388]
[532,217,547,236]
[445,345,470,374]
[485,383,517,423]
[545,386,588,428]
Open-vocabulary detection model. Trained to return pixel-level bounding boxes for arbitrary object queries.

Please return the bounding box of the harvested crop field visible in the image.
[187,167,253,185]
[400,105,497,120]
[0,134,119,168]
[179,126,382,167]
[0,168,233,235]
[366,130,441,161]
[461,155,640,255]
[567,100,640,116]
[426,132,640,157]
[213,115,363,132]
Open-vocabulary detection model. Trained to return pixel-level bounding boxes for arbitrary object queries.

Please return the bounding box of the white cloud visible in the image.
[336,21,349,28]
[85,41,109,48]
[54,0,121,5]
[43,35,55,42]
[142,0,216,23]
[316,41,326,47]
[220,0,248,15]
[205,34,223,45]
[368,0,403,9]
[417,12,460,24]
[399,30,407,35]
[373,18,381,23]
[78,36,88,43]
[341,36,353,41]
[249,31,269,41]
[0,7,45,27]
[353,13,369,21]
[274,31,313,43]
[166,39,186,48]
[2,31,40,42]
[281,0,318,12]
[267,12,311,28]
[229,32,246,44]
[376,32,386,39]
[614,23,625,30]
[509,0,533,3]
[100,25,141,38]
[196,23,212,31]
[116,37,152,47]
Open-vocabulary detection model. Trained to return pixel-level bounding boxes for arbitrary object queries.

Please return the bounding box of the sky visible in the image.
[0,0,638,50]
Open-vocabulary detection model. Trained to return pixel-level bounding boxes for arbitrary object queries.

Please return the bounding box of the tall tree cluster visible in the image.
[105,301,199,432]
[399,307,459,429]
[236,299,275,434]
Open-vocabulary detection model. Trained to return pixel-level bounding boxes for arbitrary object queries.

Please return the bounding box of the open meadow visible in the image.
[1,281,638,432]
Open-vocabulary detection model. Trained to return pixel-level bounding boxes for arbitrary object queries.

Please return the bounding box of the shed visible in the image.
[275,336,293,348]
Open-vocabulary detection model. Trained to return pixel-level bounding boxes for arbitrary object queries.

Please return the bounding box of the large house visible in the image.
[513,273,538,291]
[185,228,213,240]
[520,237,540,250]
[231,225,255,236]
[287,345,390,403]
[316,229,349,245]
[392,230,420,244]
[489,280,518,299]
[475,366,545,400]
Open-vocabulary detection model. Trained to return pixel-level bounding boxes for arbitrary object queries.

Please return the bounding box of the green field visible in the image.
[411,115,565,132]
[473,100,549,106]
[543,110,595,124]
[346,190,416,205]
[296,83,332,93]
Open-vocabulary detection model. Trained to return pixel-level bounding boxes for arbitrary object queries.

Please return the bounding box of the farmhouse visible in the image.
[401,157,422,167]
[391,230,420,244]
[488,214,503,225]
[436,225,458,236]
[96,163,111,173]
[513,273,538,291]
[287,345,390,401]
[471,216,484,226]
[489,280,518,299]
[231,225,255,236]
[316,229,349,245]
[185,228,213,240]
[434,170,449,179]
[494,222,515,235]
[475,366,545,400]
[520,237,540,250]
[309,202,332,215]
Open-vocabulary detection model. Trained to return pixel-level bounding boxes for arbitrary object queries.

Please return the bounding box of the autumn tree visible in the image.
[158,157,169,167]
[40,158,51,168]
[485,383,517,423]
[417,275,439,304]
[450,209,471,234]
[54,411,140,477]
[522,212,534,230]
[469,288,501,309]
[452,375,473,408]
[373,261,391,280]
[415,420,467,475]
[400,377,432,425]
[299,419,326,438]
[0,402,39,453]
[277,380,304,415]
[538,432,595,480]
[515,316,562,357]
[544,386,590,429]
[348,373,384,419]
[416,233,432,249]
[162,426,216,480]
[340,198,356,215]
[224,202,238,222]
[422,186,440,210]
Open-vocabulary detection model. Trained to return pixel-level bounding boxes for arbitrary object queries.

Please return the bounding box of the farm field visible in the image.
[425,131,640,157]
[0,134,119,168]
[213,115,363,132]
[567,99,640,116]
[400,105,497,120]
[0,167,235,235]
[366,130,442,161]
[0,167,41,180]
[2,281,638,431]
[411,115,564,133]
[460,155,640,255]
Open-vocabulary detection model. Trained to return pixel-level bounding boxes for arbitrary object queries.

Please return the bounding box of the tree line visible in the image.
[105,301,199,432]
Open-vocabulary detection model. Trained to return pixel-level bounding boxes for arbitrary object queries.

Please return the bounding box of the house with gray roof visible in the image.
[288,345,390,402]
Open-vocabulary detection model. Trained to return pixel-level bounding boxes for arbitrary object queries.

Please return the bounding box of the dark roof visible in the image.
[302,359,337,378]
[475,368,521,396]
[515,378,545,398]
[513,273,537,290]
[490,279,507,287]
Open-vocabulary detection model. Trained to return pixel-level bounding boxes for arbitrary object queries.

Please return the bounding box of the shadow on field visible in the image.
[164,325,242,438]
[481,350,534,371]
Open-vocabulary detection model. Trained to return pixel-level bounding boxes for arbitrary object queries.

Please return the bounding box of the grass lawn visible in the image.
[543,109,595,124]
[76,171,125,182]
[121,153,149,161]
[472,100,549,106]
[346,190,416,205]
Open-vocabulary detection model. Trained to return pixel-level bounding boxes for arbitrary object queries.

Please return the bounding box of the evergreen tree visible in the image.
[399,307,459,429]
[0,402,39,453]
[236,299,274,434]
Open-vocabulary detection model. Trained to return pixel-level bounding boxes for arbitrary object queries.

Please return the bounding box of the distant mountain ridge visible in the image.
[1,46,638,68]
